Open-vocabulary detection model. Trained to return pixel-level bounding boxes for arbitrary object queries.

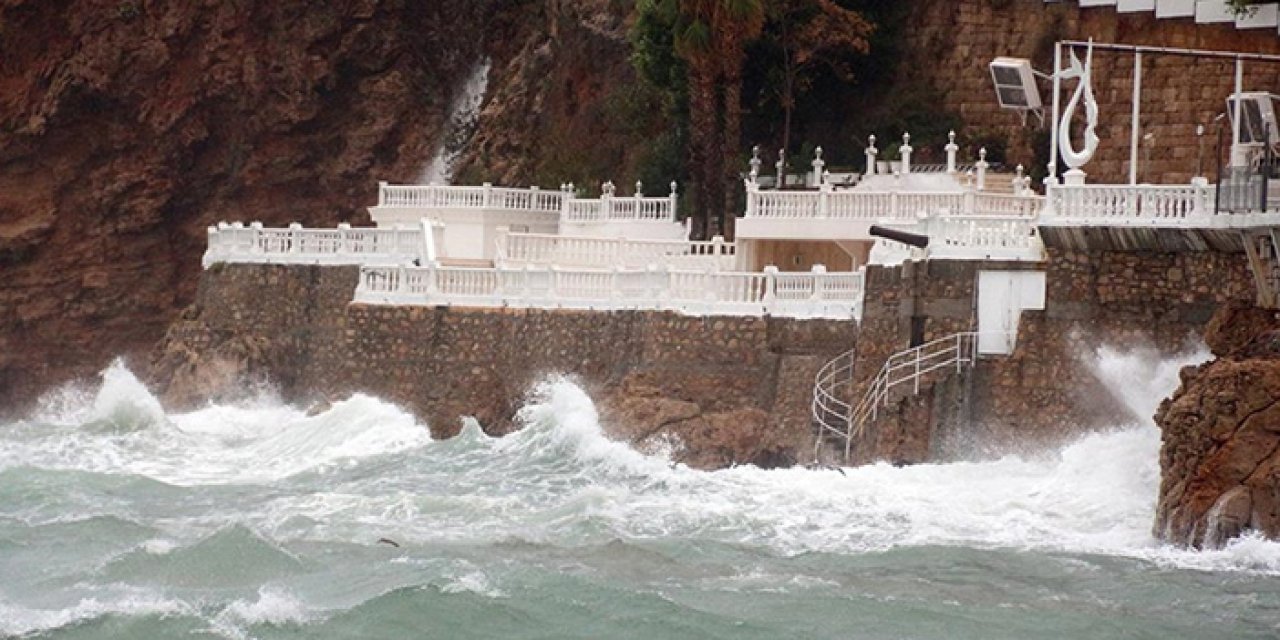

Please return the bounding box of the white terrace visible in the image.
[737,133,1045,270]
[368,180,687,265]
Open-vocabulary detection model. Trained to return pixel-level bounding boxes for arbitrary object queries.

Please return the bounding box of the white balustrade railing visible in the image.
[378,182,678,225]
[497,233,736,270]
[355,264,864,319]
[1046,183,1213,222]
[378,183,565,212]
[203,222,426,268]
[561,195,678,223]
[746,187,1041,221]
[928,215,1039,255]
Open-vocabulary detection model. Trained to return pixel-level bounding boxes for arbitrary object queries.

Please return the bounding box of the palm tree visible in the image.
[672,0,764,240]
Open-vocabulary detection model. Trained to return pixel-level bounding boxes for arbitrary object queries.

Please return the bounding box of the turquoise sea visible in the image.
[2,350,1279,639]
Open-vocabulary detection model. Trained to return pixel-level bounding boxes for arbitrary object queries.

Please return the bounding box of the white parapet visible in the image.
[496,232,738,271]
[739,185,1042,242]
[369,182,687,260]
[353,263,865,321]
[203,222,427,268]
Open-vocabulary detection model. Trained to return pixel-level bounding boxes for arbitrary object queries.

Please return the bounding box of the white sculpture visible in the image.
[1057,42,1100,180]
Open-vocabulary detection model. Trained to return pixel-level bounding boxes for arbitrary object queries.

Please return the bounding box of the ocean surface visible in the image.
[2,348,1280,639]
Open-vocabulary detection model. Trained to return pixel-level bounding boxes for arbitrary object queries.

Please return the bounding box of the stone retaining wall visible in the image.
[149,263,857,469]
[849,248,1254,463]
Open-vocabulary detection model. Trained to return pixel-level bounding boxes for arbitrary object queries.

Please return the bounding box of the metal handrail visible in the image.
[813,331,1011,463]
[810,346,858,459]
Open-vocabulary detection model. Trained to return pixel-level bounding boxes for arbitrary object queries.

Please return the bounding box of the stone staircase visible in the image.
[1072,0,1280,32]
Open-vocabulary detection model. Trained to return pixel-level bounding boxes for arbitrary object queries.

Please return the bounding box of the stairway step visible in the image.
[1237,3,1280,28]
[1196,0,1236,23]
[1157,0,1195,17]
[1117,0,1155,12]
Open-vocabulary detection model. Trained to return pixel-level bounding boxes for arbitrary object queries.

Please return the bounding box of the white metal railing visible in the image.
[1046,183,1214,222]
[815,332,986,463]
[203,222,426,268]
[746,187,1042,220]
[496,232,737,270]
[810,345,858,460]
[354,264,864,319]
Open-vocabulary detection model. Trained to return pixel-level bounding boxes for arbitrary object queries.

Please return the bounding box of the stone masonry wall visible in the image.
[903,0,1280,184]
[149,263,857,469]
[849,248,1253,463]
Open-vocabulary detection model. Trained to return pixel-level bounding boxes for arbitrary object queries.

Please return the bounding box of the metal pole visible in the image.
[1060,40,1280,63]
[1049,42,1062,184]
[1130,51,1142,185]
[1233,57,1244,168]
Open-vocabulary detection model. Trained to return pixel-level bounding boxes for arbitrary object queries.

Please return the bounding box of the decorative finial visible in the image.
[635,180,643,195]
[815,146,824,160]
[948,130,956,144]
[979,147,988,161]
[903,132,910,144]
[670,180,678,195]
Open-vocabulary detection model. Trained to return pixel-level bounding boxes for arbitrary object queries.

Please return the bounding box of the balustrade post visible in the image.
[249,221,263,254]
[811,147,825,188]
[810,264,826,303]
[900,132,913,175]
[1013,165,1026,197]
[289,222,302,254]
[397,264,408,298]
[337,222,351,255]
[668,181,679,221]
[763,265,778,312]
[865,135,878,177]
[975,148,989,191]
[945,130,958,174]
[482,182,493,208]
[818,184,830,218]
[1191,176,1210,216]
[378,181,388,206]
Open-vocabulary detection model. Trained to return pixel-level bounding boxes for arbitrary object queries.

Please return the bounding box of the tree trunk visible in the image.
[687,62,719,241]
[721,71,742,240]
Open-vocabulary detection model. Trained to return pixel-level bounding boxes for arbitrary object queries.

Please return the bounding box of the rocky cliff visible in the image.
[1155,301,1280,547]
[0,0,649,411]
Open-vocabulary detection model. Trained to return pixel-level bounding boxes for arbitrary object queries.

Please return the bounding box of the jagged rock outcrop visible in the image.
[0,0,646,412]
[1155,302,1280,547]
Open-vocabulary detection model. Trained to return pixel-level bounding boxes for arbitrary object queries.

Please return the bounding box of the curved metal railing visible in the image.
[813,332,989,463]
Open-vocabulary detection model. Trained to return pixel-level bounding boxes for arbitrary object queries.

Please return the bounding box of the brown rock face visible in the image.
[0,0,647,413]
[1155,303,1280,547]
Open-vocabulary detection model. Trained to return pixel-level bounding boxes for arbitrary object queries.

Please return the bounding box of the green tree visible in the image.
[766,0,871,159]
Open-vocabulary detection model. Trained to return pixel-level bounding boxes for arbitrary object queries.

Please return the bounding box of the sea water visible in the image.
[2,349,1279,639]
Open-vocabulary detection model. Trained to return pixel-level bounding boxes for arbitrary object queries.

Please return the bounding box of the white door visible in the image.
[977,271,1015,355]
[977,270,1046,355]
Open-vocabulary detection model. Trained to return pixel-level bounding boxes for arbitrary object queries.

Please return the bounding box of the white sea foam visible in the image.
[6,348,1280,580]
[220,585,314,626]
[0,588,193,637]
[1,364,432,484]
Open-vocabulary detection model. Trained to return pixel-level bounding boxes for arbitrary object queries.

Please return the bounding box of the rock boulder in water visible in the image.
[1155,302,1280,547]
